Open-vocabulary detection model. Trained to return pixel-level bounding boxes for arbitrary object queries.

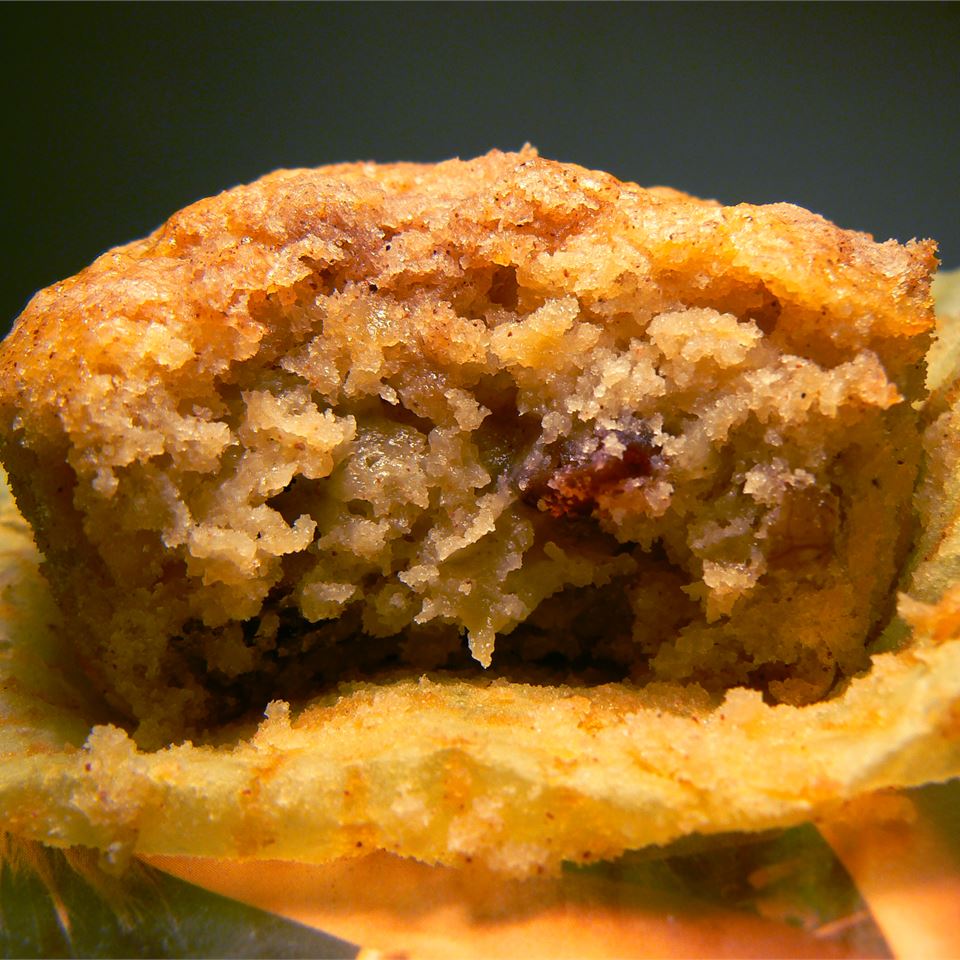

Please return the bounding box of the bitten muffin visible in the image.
[0,148,937,746]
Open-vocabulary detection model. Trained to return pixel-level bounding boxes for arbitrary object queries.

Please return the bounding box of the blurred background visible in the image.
[3,3,958,336]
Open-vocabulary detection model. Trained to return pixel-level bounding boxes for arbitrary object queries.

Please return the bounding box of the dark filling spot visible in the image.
[517,422,660,517]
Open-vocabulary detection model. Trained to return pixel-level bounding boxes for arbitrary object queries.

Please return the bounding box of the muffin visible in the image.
[0,150,956,872]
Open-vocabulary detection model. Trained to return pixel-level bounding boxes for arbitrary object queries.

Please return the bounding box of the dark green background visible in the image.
[3,3,958,336]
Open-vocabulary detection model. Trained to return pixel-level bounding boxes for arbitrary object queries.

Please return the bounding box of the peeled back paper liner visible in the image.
[0,272,959,876]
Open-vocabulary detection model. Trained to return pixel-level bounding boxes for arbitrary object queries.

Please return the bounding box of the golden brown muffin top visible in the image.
[0,147,936,432]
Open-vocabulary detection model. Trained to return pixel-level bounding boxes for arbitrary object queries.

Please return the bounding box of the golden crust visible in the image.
[0,148,935,410]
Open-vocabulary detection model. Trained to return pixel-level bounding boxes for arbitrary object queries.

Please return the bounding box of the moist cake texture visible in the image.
[0,149,936,745]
